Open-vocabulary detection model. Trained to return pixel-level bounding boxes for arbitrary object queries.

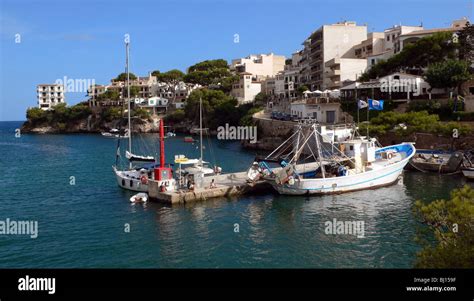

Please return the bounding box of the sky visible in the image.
[0,0,472,121]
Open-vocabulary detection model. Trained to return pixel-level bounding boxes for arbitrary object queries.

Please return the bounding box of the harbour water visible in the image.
[1,121,472,268]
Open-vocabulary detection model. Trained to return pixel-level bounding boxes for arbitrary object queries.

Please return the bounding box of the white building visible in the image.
[304,21,368,90]
[230,53,286,80]
[290,98,342,124]
[325,57,368,89]
[37,84,66,110]
[230,72,262,104]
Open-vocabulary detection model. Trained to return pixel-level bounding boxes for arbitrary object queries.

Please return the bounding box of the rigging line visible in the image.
[290,127,315,164]
[265,129,300,159]
[315,127,361,172]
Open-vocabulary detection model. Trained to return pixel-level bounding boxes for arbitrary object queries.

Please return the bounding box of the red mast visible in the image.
[159,119,165,168]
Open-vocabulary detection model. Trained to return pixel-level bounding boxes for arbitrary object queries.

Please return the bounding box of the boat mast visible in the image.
[199,96,203,167]
[312,124,326,178]
[126,41,132,169]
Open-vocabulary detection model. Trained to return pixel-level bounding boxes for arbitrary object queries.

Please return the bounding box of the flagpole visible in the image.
[367,100,369,138]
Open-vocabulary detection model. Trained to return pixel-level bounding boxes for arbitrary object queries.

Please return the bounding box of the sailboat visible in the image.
[178,97,222,188]
[112,41,176,193]
[256,123,416,195]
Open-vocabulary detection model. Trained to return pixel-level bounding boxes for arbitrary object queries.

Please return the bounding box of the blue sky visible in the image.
[0,0,472,121]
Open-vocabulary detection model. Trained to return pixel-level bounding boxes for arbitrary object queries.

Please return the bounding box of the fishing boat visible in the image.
[407,149,464,174]
[461,150,474,180]
[112,41,176,193]
[256,123,416,195]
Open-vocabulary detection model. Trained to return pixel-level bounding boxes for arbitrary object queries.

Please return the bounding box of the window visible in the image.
[387,36,390,41]
[350,145,354,151]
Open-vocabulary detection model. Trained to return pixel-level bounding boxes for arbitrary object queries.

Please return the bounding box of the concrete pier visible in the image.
[148,171,272,204]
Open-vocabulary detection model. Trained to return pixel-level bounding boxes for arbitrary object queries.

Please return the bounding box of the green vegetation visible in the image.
[96,90,120,102]
[425,59,471,91]
[100,107,122,122]
[131,108,150,120]
[26,103,92,127]
[184,88,261,129]
[413,185,474,268]
[183,59,238,92]
[297,85,309,96]
[359,24,473,94]
[458,21,474,62]
[155,69,185,82]
[359,32,458,81]
[164,109,185,124]
[115,72,137,82]
[129,86,140,98]
[358,111,471,137]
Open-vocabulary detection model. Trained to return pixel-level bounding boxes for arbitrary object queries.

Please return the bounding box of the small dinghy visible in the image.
[130,193,148,203]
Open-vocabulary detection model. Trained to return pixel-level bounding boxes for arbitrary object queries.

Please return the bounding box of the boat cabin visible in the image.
[340,139,376,171]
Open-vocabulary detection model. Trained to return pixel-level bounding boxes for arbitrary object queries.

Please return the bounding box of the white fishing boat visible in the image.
[258,123,416,195]
[112,41,176,193]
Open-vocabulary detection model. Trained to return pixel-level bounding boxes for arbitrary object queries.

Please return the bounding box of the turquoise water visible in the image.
[0,121,472,268]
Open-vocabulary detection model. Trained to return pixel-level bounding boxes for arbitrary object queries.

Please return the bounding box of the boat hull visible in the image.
[461,168,474,180]
[113,166,149,192]
[267,143,415,195]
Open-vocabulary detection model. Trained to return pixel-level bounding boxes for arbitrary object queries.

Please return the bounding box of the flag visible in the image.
[368,99,384,110]
[358,100,368,109]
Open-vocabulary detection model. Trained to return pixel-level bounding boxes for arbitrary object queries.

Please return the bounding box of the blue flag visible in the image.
[368,99,384,110]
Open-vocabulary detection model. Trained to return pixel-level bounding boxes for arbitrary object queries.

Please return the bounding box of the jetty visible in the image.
[148,171,271,204]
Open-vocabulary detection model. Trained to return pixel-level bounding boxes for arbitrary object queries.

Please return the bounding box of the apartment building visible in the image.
[230,53,286,80]
[325,58,368,89]
[353,32,385,59]
[37,84,66,110]
[304,21,368,91]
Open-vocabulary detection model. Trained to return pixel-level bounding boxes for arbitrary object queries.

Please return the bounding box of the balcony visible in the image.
[327,69,341,78]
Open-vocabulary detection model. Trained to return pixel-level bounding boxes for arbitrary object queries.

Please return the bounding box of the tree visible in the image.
[458,21,474,63]
[188,59,228,73]
[156,69,185,82]
[96,90,120,101]
[26,107,46,121]
[184,88,239,129]
[425,59,471,92]
[115,72,137,82]
[183,59,236,92]
[359,32,458,81]
[297,85,309,96]
[129,86,140,98]
[151,70,161,77]
[413,185,474,268]
[253,92,269,106]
